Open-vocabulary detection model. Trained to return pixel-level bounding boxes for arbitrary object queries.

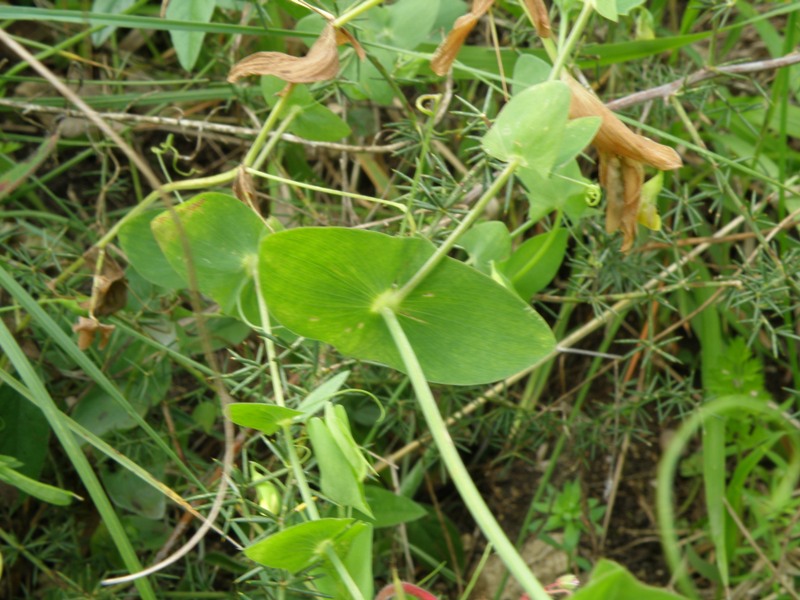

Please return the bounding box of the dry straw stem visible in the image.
[228,23,363,84]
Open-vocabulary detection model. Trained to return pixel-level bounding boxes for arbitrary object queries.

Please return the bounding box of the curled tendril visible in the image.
[585,183,602,207]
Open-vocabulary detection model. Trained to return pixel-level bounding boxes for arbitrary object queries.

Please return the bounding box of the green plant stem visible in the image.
[393,159,519,304]
[332,0,386,28]
[548,1,594,80]
[0,304,156,600]
[324,546,366,600]
[243,84,296,169]
[247,168,406,213]
[380,307,551,600]
[254,267,321,521]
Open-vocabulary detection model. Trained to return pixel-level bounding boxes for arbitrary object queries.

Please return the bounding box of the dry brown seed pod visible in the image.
[228,24,340,84]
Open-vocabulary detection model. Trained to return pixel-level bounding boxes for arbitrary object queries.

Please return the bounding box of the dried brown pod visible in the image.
[72,316,115,351]
[562,74,682,171]
[431,0,494,76]
[522,0,552,38]
[82,248,127,317]
[228,24,340,83]
[563,74,682,250]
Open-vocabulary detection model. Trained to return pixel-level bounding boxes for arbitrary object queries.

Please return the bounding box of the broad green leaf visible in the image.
[511,54,551,95]
[457,221,512,274]
[151,192,266,319]
[308,416,372,516]
[498,229,569,299]
[297,370,351,416]
[0,458,78,506]
[191,401,217,433]
[618,0,647,15]
[72,339,172,437]
[0,385,49,482]
[593,0,618,22]
[91,0,135,46]
[118,209,185,290]
[482,81,571,173]
[244,518,360,572]
[555,117,601,167]
[165,0,216,71]
[324,404,370,481]
[261,77,351,142]
[227,404,302,435]
[102,464,166,519]
[359,486,427,528]
[571,559,688,599]
[259,228,556,385]
[382,0,440,51]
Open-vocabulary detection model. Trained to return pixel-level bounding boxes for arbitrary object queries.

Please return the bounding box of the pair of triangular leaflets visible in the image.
[150,192,266,321]
[482,81,571,174]
[308,403,372,517]
[259,227,556,385]
[118,210,185,290]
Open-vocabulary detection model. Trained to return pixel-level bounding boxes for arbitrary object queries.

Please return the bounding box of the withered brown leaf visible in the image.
[563,74,682,251]
[228,24,341,83]
[82,248,127,317]
[72,316,115,351]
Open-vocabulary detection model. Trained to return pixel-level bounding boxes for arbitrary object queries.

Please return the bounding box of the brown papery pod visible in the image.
[522,0,552,38]
[600,153,645,252]
[228,24,339,83]
[431,0,494,76]
[562,73,682,171]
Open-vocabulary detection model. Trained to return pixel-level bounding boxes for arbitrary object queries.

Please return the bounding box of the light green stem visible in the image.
[246,168,407,213]
[325,546,366,600]
[548,1,594,80]
[243,84,297,169]
[379,308,551,600]
[254,267,320,521]
[393,160,519,305]
[332,0,386,28]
